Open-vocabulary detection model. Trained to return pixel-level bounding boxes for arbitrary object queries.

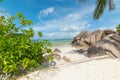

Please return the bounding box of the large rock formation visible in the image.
[72,30,120,58]
[71,30,115,50]
[71,30,103,49]
[87,34,120,58]
[103,30,115,35]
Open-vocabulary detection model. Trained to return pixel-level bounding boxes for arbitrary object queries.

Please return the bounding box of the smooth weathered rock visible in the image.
[62,56,71,62]
[71,30,103,48]
[74,30,90,40]
[87,34,120,58]
[90,30,103,43]
[103,30,115,35]
[52,54,61,61]
[53,48,62,54]
[71,30,90,48]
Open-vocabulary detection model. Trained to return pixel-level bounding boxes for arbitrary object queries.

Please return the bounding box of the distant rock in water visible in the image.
[53,48,62,54]
[87,34,120,58]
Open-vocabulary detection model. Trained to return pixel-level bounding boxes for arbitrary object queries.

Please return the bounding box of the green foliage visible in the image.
[116,24,120,35]
[94,0,107,19]
[38,31,43,37]
[17,12,33,26]
[0,12,52,74]
[79,0,115,19]
[0,0,3,2]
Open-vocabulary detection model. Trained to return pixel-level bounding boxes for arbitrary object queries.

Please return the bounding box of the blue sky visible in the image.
[0,0,120,39]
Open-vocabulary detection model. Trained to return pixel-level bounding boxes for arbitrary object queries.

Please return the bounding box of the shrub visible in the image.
[116,24,120,35]
[0,12,52,74]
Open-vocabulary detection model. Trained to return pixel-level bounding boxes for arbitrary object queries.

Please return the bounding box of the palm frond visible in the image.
[109,0,115,10]
[0,0,3,2]
[94,0,107,19]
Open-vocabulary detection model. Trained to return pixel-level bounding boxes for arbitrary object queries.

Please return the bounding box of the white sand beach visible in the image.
[17,45,120,80]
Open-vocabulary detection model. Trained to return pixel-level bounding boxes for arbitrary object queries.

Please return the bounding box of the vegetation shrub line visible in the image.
[0,12,53,75]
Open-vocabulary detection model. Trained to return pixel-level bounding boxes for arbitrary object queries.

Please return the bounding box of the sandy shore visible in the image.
[17,46,120,80]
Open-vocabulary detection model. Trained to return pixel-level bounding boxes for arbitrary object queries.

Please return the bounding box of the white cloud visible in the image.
[33,6,94,39]
[99,26,116,31]
[32,26,45,31]
[39,7,54,17]
[60,25,80,32]
[0,8,11,18]
[65,13,82,21]
[60,21,90,32]
[42,32,76,39]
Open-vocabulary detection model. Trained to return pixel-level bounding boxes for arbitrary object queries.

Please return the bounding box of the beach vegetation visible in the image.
[116,24,120,35]
[79,0,115,19]
[0,12,52,75]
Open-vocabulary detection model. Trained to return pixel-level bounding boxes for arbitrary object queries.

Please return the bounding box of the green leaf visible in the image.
[38,31,43,37]
[0,12,53,75]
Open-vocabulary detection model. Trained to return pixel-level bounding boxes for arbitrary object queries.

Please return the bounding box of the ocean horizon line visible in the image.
[32,38,73,41]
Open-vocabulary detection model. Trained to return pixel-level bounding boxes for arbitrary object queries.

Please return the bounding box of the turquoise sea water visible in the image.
[32,39,72,47]
[49,39,72,47]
